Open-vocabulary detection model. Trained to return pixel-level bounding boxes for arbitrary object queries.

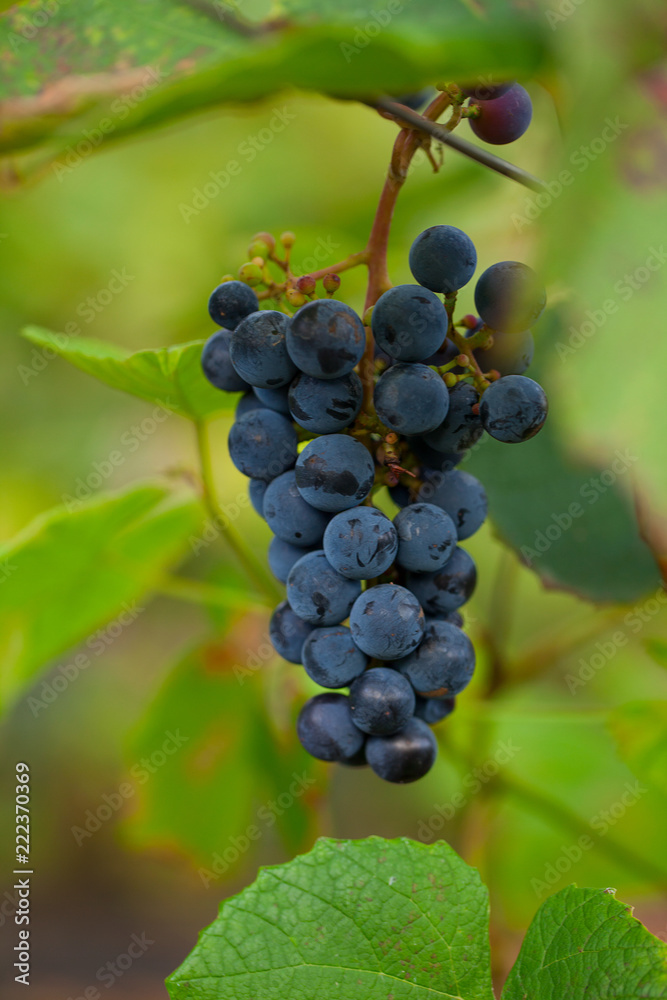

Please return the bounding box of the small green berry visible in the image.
[238,262,263,286]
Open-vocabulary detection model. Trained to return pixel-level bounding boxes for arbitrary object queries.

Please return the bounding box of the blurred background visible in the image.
[1,0,667,996]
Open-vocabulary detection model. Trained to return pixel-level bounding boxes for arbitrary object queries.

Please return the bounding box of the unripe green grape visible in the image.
[323,273,341,294]
[248,231,275,258]
[280,231,296,249]
[238,262,263,286]
[286,287,306,307]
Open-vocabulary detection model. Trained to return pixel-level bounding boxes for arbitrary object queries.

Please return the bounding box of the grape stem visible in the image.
[373,97,548,193]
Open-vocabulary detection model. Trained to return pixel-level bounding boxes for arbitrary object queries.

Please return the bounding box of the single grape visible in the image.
[366,717,437,783]
[208,280,259,330]
[461,80,514,101]
[286,299,365,379]
[263,470,330,547]
[228,409,297,481]
[230,310,297,389]
[426,610,465,628]
[295,434,375,513]
[349,584,425,660]
[201,330,250,393]
[394,502,457,573]
[253,385,291,414]
[371,285,447,361]
[480,374,548,443]
[396,620,476,697]
[475,329,534,376]
[235,391,268,419]
[469,83,532,145]
[286,550,361,626]
[414,694,456,725]
[288,371,363,434]
[297,693,365,762]
[423,382,484,453]
[323,506,398,580]
[406,546,477,615]
[268,537,318,583]
[409,226,477,294]
[302,625,368,688]
[417,468,487,540]
[407,437,464,474]
[374,363,449,435]
[269,600,314,664]
[349,667,416,735]
[248,478,267,517]
[474,261,546,334]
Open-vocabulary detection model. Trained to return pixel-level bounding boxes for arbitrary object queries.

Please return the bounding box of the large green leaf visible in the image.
[168,837,495,1000]
[167,838,667,1000]
[125,639,321,867]
[0,0,550,160]
[0,481,201,710]
[502,884,667,999]
[22,326,233,420]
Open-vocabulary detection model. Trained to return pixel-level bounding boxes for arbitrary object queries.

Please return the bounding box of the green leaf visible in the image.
[1,0,550,160]
[167,836,495,1000]
[21,326,233,420]
[467,314,659,605]
[0,481,201,711]
[502,884,667,999]
[608,700,667,797]
[125,639,321,867]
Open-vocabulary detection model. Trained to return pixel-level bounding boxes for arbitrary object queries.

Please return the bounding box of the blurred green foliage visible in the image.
[1,0,667,992]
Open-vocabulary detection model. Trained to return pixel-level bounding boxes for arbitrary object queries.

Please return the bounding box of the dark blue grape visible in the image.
[388,483,412,509]
[286,551,361,626]
[423,382,484,453]
[426,610,465,628]
[349,667,416,735]
[269,600,314,664]
[302,625,368,688]
[407,546,477,615]
[475,329,534,376]
[263,470,330,547]
[414,694,456,725]
[474,261,546,334]
[394,502,457,572]
[371,285,447,361]
[230,310,297,389]
[407,438,464,474]
[396,620,475,696]
[208,280,259,330]
[236,391,268,420]
[295,434,375,513]
[469,83,532,145]
[323,506,397,580]
[297,693,365,762]
[228,409,297,481]
[289,371,362,433]
[374,363,449,435]
[286,299,365,379]
[417,468,487,540]
[249,478,267,517]
[254,385,291,414]
[480,375,547,443]
[349,584,425,660]
[201,330,250,392]
[268,537,317,583]
[461,80,514,101]
[365,717,437,783]
[409,226,477,294]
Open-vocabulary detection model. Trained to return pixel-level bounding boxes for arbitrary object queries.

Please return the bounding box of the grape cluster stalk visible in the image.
[200,81,549,784]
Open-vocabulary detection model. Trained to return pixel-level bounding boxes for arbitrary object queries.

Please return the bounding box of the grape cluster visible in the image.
[201,226,547,784]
